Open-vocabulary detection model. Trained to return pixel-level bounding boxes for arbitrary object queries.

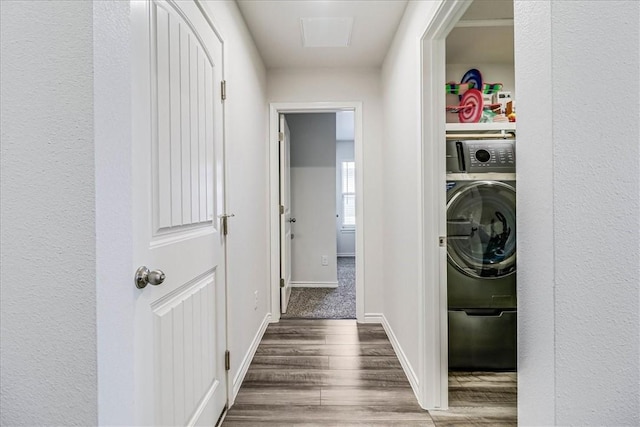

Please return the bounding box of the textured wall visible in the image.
[0,1,97,425]
[94,1,135,424]
[513,1,556,424]
[515,1,640,425]
[551,1,639,423]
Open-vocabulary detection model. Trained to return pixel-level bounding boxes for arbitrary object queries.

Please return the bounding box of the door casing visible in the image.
[419,0,473,410]
[268,102,364,323]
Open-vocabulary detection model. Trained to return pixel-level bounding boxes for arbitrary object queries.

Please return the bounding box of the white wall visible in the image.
[0,1,98,425]
[380,0,442,394]
[287,113,338,284]
[515,1,639,425]
[268,68,385,314]
[336,140,356,256]
[94,1,135,424]
[200,0,270,402]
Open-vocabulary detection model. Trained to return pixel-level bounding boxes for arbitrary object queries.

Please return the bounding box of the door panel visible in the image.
[280,114,292,313]
[132,1,226,425]
[153,273,219,425]
[153,2,216,230]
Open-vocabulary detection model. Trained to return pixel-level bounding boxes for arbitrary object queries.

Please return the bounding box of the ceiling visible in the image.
[235,0,514,70]
[236,0,409,69]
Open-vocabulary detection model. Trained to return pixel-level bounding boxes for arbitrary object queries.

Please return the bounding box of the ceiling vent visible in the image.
[300,17,353,48]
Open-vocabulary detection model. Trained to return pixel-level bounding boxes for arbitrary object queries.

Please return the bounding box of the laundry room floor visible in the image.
[430,371,518,425]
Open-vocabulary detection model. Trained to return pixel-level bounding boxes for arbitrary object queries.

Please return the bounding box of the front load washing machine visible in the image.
[446,139,517,371]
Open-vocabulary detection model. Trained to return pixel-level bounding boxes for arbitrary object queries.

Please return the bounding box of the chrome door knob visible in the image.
[135,266,166,289]
[288,218,296,223]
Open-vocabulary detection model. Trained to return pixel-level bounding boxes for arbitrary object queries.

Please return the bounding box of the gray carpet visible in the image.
[282,257,355,319]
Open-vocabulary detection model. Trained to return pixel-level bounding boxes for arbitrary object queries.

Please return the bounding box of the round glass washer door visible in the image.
[447,181,516,278]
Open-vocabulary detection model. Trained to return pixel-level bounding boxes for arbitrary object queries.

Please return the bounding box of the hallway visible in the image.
[223,320,516,426]
[2,1,638,425]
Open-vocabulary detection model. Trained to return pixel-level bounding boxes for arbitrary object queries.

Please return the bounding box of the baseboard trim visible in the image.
[230,312,271,405]
[380,314,421,402]
[362,312,384,324]
[290,281,338,288]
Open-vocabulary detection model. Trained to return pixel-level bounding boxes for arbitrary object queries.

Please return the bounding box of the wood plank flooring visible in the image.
[222,319,516,426]
[430,371,517,426]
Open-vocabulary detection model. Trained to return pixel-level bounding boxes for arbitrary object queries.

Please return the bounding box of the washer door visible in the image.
[447,181,516,278]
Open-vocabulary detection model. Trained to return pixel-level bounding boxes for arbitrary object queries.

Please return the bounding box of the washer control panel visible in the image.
[462,140,516,173]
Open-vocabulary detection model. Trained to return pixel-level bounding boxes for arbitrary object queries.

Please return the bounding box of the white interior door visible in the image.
[132,1,227,425]
[279,114,292,313]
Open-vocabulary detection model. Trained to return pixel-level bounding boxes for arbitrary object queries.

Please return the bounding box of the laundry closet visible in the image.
[443,0,518,402]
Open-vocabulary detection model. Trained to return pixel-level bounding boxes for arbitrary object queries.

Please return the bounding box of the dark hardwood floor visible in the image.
[222,319,516,426]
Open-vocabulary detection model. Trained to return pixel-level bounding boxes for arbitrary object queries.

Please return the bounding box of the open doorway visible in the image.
[418,0,517,415]
[269,103,364,323]
[278,112,357,319]
[443,0,518,414]
[417,0,519,412]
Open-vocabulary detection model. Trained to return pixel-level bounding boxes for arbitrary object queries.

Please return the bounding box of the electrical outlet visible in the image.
[321,255,328,266]
[254,290,258,310]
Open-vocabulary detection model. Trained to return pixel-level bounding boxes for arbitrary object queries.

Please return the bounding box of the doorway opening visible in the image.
[419,0,518,414]
[268,102,364,323]
[279,111,357,319]
[443,0,518,415]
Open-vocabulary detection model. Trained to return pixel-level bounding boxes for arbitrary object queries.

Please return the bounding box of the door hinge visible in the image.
[280,278,285,288]
[222,216,228,236]
[279,205,284,215]
[219,213,235,236]
[278,131,284,142]
[224,350,230,371]
[221,80,226,101]
[439,236,446,247]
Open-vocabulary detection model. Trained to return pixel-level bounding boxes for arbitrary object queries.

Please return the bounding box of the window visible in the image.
[341,161,356,228]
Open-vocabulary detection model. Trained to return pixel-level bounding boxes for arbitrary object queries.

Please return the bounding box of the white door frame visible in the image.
[193,0,234,413]
[194,0,232,408]
[268,102,364,323]
[418,0,472,410]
